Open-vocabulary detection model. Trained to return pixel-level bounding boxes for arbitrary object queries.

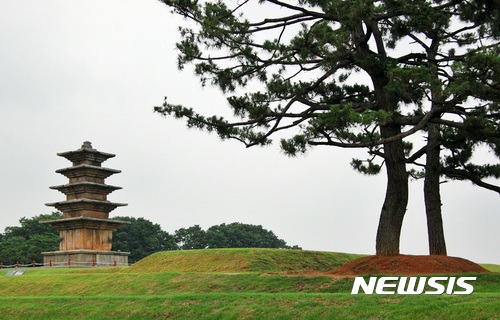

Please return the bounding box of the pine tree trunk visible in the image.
[424,123,447,255]
[425,46,447,255]
[376,124,409,256]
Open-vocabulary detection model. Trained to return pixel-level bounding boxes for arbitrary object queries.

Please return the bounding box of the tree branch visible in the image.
[265,0,335,20]
[309,106,441,148]
[407,146,428,163]
[441,167,500,194]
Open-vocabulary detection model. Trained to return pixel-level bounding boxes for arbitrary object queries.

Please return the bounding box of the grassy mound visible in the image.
[0,249,498,319]
[330,255,490,275]
[128,248,363,273]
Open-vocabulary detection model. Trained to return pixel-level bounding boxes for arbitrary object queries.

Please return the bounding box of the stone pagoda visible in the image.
[42,141,130,266]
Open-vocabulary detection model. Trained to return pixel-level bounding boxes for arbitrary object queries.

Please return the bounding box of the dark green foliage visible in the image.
[0,212,61,265]
[430,45,500,194]
[0,214,178,264]
[155,0,499,185]
[174,225,208,250]
[112,216,177,262]
[206,223,289,249]
[155,0,499,256]
[175,223,298,250]
[0,213,299,263]
[3,212,61,239]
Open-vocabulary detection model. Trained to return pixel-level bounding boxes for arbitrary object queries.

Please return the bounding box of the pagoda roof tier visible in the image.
[46,199,127,213]
[50,182,122,196]
[56,164,121,180]
[40,216,130,231]
[57,141,115,166]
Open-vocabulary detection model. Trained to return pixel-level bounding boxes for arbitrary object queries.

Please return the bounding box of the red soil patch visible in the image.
[330,255,490,276]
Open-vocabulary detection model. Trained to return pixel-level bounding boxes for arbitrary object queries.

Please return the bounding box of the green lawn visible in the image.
[129,248,364,273]
[0,249,498,319]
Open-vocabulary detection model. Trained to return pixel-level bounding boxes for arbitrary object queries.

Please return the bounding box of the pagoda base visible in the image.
[42,250,129,267]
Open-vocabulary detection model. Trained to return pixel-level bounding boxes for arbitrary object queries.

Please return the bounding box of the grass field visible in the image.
[0,249,498,319]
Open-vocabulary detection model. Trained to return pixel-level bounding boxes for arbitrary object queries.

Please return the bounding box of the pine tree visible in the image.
[155,0,499,255]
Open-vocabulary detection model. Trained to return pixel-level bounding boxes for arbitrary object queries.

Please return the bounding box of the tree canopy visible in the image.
[174,223,298,249]
[112,216,178,262]
[206,223,289,248]
[155,0,499,255]
[0,212,61,265]
[174,225,208,250]
[0,213,177,264]
[0,214,298,263]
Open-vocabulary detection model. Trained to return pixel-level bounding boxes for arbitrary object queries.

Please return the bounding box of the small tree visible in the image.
[156,0,499,255]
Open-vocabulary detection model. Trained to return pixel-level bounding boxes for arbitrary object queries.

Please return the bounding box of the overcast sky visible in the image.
[1,0,498,264]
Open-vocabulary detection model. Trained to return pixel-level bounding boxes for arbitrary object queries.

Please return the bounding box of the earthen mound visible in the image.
[330,255,489,275]
[128,248,363,273]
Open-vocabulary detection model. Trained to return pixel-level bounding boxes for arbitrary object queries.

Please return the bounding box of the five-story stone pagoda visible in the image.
[42,141,130,266]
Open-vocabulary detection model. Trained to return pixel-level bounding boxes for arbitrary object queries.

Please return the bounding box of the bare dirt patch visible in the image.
[329,255,490,276]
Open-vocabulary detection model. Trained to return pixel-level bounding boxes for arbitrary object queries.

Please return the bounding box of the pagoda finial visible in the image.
[82,141,94,150]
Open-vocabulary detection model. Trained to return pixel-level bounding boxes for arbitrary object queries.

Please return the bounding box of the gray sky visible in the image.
[1,0,498,264]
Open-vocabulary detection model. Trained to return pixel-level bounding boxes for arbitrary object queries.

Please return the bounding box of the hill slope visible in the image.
[128,248,363,273]
[0,249,498,319]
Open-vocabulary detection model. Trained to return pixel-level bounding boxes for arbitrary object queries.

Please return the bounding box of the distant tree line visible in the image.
[0,213,299,264]
[0,212,61,265]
